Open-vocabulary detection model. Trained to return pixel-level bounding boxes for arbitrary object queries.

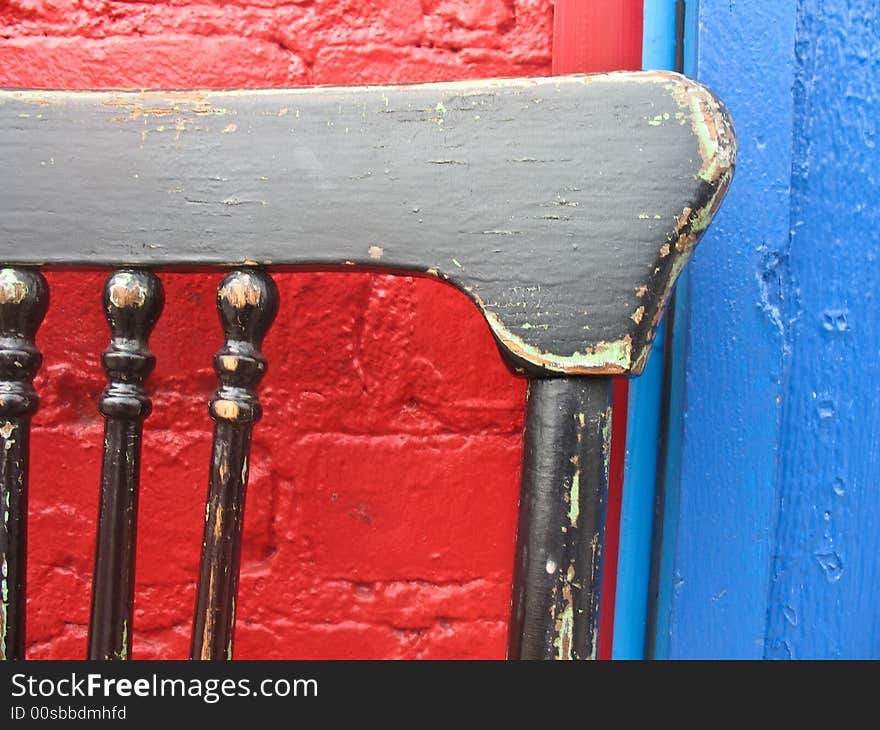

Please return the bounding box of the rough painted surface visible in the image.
[763,0,880,659]
[2,0,554,660]
[664,0,880,658]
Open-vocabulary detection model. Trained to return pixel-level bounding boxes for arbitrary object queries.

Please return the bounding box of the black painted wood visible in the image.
[191,270,278,660]
[0,268,48,660]
[508,377,613,660]
[0,72,736,376]
[88,270,164,660]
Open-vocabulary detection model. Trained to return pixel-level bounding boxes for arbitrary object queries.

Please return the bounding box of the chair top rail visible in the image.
[0,71,735,376]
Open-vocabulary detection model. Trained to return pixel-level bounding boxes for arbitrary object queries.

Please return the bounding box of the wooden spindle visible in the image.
[88,270,163,660]
[0,268,48,660]
[191,269,278,660]
[507,377,613,660]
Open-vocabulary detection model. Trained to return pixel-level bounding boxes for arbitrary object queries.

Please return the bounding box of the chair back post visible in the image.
[508,376,613,660]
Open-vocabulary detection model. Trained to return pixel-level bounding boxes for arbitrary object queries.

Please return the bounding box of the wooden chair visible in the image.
[0,71,735,660]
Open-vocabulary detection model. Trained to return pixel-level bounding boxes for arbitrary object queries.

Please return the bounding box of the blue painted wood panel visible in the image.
[658,0,800,658]
[763,0,880,659]
[661,0,880,658]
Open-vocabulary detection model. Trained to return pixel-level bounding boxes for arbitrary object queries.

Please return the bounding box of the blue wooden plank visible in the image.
[614,323,665,659]
[659,0,800,658]
[763,0,880,659]
[612,0,677,661]
[641,0,676,70]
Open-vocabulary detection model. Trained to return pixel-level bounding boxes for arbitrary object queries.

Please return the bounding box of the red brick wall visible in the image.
[1,0,553,659]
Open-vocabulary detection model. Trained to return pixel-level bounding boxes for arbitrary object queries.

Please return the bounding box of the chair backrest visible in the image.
[0,70,735,660]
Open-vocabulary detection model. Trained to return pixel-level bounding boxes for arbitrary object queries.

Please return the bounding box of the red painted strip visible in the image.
[551,0,643,660]
[599,378,630,659]
[552,0,644,75]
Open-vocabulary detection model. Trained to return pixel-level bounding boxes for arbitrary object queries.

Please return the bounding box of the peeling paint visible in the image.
[220,275,262,309]
[213,400,241,420]
[668,76,737,184]
[108,272,147,309]
[119,620,129,660]
[1,554,7,660]
[552,586,575,660]
[0,269,29,305]
[212,505,224,541]
[101,93,231,122]
[568,469,580,528]
[483,308,633,374]
[200,569,216,660]
[601,406,613,485]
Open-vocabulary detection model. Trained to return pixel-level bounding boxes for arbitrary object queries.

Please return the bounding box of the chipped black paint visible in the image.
[191,270,278,660]
[88,270,163,660]
[0,268,48,660]
[508,378,613,660]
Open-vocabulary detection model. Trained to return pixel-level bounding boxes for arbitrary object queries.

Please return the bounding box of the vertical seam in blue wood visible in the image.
[651,277,690,660]
[611,0,677,660]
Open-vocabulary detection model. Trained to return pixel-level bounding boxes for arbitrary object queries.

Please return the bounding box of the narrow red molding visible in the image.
[599,378,631,659]
[552,0,644,75]
[551,0,643,661]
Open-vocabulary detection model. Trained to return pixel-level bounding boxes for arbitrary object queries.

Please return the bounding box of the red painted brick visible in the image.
[424,0,514,31]
[0,36,309,89]
[7,0,554,659]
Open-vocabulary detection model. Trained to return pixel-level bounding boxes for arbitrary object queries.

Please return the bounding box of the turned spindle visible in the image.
[191,269,278,660]
[88,270,163,660]
[0,268,48,660]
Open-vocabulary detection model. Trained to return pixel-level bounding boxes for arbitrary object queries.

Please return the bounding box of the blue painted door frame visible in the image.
[653,0,880,658]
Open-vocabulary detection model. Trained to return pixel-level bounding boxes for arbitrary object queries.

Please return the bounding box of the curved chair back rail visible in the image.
[1,71,734,376]
[0,71,735,661]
